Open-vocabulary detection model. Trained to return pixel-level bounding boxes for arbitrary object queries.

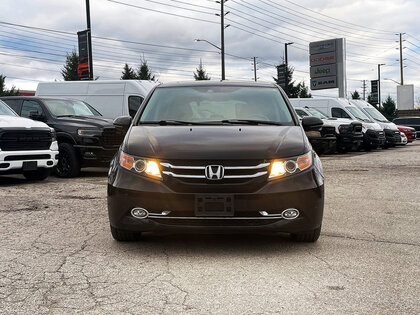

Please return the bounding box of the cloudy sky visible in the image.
[1,0,420,104]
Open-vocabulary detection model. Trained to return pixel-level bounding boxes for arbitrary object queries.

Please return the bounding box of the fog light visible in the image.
[281,208,299,220]
[131,208,149,219]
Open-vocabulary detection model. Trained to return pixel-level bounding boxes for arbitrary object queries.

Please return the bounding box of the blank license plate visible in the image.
[22,161,37,171]
[195,195,234,217]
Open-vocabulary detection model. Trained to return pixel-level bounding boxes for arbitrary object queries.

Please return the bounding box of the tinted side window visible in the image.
[2,99,22,113]
[128,96,144,118]
[295,109,308,117]
[331,107,351,119]
[21,100,44,118]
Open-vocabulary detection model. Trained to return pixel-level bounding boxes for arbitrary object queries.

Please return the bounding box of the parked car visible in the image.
[393,117,420,138]
[399,132,408,145]
[36,80,156,119]
[0,100,58,180]
[294,98,385,150]
[292,105,363,152]
[397,125,417,142]
[108,81,325,242]
[350,100,401,148]
[1,97,126,178]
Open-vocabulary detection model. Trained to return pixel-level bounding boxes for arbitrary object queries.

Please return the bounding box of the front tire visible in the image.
[291,226,321,242]
[55,143,80,178]
[23,168,50,181]
[110,226,142,242]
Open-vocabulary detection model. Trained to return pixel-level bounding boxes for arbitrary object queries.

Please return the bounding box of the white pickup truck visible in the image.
[0,100,59,180]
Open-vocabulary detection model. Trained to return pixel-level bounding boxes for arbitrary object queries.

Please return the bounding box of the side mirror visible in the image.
[113,116,132,129]
[301,116,323,131]
[29,111,46,121]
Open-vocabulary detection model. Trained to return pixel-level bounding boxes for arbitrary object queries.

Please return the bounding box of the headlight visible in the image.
[269,151,312,179]
[338,124,351,133]
[51,129,57,142]
[77,129,102,136]
[119,151,161,179]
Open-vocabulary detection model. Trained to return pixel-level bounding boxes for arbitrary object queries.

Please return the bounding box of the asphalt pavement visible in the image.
[1,143,419,314]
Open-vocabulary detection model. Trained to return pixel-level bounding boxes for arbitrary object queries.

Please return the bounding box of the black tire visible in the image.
[23,168,51,181]
[291,226,321,242]
[55,143,80,178]
[110,225,142,242]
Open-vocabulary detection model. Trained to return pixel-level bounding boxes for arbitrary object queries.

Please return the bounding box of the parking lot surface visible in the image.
[1,144,419,314]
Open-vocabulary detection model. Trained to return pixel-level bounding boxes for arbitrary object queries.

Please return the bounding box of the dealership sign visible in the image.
[309,38,346,97]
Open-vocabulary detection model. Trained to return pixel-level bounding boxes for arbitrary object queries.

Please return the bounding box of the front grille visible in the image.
[352,123,362,132]
[101,128,125,147]
[0,130,52,151]
[5,154,50,161]
[160,160,270,193]
[321,126,335,137]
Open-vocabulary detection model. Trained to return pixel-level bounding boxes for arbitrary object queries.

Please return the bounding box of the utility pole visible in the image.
[253,57,257,82]
[399,33,404,85]
[284,42,293,95]
[85,0,93,80]
[378,63,385,106]
[362,80,366,100]
[220,0,226,80]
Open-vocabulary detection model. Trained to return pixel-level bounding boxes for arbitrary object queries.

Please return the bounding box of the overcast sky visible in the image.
[1,0,420,103]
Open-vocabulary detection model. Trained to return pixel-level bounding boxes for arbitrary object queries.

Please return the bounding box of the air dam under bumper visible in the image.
[108,166,324,234]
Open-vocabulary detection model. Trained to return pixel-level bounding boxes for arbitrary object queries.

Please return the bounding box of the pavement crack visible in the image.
[323,233,420,247]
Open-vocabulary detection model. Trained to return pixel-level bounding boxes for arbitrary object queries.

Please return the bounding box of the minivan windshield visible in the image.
[139,86,294,125]
[306,108,327,119]
[43,99,101,117]
[0,100,17,116]
[346,106,371,122]
[364,107,388,122]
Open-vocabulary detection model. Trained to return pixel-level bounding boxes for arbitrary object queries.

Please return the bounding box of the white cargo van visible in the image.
[350,99,401,147]
[36,80,156,119]
[291,98,385,149]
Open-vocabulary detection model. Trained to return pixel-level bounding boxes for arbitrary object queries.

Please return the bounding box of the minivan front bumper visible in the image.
[108,164,324,234]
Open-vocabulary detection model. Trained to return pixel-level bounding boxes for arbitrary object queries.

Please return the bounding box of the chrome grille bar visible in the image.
[162,171,206,179]
[160,162,205,170]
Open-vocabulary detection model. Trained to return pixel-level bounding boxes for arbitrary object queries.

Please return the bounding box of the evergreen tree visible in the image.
[136,58,156,81]
[351,90,360,99]
[381,95,396,120]
[193,60,210,80]
[273,65,305,98]
[297,82,312,98]
[121,63,137,80]
[0,75,19,96]
[61,50,80,81]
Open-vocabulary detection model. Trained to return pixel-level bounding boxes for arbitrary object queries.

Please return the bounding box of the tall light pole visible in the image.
[85,0,93,80]
[398,33,405,86]
[284,42,293,95]
[378,63,385,106]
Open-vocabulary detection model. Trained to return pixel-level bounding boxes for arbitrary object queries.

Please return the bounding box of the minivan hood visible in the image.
[125,125,308,160]
[55,115,114,129]
[0,115,50,129]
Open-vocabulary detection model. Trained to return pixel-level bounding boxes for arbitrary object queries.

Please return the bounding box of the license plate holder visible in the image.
[22,161,37,171]
[195,195,234,217]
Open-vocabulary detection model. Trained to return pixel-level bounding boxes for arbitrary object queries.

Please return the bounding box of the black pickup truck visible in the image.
[1,97,125,177]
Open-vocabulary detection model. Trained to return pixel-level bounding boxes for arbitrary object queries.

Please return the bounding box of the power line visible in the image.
[104,0,218,23]
[281,0,395,34]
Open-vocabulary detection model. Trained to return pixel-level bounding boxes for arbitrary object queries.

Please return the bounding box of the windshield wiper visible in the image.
[140,120,207,125]
[221,119,283,126]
